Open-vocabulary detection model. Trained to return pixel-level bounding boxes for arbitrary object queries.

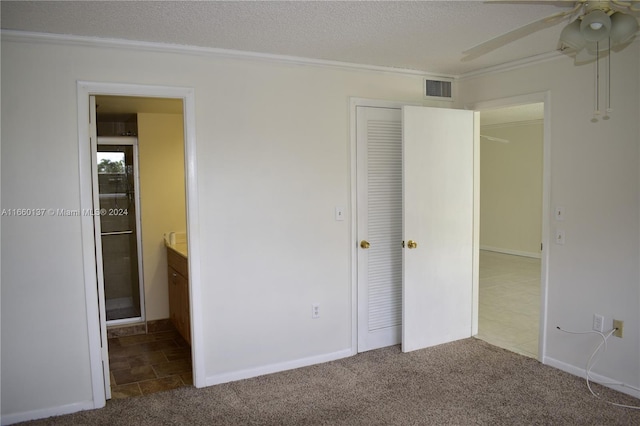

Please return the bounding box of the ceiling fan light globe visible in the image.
[580,10,612,42]
[610,12,639,45]
[574,48,596,65]
[559,20,585,50]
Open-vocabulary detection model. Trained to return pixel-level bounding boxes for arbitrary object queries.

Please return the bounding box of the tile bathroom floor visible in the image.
[108,325,192,399]
[475,250,541,359]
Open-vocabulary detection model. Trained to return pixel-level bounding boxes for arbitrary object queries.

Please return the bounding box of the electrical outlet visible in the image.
[593,314,604,332]
[613,319,623,338]
[312,303,320,319]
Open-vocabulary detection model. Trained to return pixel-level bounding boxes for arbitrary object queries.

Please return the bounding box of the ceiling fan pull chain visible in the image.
[593,41,600,121]
[606,37,612,118]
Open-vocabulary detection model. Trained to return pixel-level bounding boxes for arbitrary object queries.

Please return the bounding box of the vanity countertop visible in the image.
[166,242,187,258]
[165,232,187,258]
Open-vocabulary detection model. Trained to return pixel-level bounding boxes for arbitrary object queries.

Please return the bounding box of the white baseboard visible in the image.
[480,245,541,259]
[205,348,353,387]
[1,400,98,426]
[544,356,640,399]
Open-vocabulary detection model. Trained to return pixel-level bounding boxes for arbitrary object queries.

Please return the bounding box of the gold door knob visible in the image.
[360,240,370,249]
[407,240,418,249]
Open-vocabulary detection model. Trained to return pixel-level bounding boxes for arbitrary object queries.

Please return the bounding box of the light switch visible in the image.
[555,230,565,245]
[555,206,565,221]
[335,206,345,221]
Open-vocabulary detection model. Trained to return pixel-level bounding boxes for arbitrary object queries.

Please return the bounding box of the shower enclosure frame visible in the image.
[92,136,146,327]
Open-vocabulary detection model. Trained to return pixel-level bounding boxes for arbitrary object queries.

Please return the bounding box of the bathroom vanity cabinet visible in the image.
[167,246,190,345]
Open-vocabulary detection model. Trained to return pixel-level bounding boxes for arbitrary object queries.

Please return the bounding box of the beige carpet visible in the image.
[20,338,640,425]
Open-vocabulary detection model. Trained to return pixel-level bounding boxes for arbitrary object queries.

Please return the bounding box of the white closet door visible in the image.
[357,106,403,352]
[402,106,478,352]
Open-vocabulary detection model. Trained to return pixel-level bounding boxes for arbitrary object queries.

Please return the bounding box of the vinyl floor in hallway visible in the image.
[108,325,192,399]
[475,250,541,359]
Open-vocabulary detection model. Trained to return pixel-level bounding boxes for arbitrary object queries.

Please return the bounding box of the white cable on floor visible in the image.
[556,326,640,410]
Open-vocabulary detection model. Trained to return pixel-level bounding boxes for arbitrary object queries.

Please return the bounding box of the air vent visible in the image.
[423,78,453,101]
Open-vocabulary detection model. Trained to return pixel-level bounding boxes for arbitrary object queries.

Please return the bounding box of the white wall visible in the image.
[0,35,443,421]
[460,45,640,393]
[2,41,96,418]
[138,113,186,321]
[480,121,543,257]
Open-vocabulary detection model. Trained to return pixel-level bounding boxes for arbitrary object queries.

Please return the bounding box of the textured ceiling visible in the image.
[1,0,583,75]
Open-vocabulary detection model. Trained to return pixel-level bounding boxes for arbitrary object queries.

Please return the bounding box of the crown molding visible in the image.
[0,30,456,80]
[5,29,634,82]
[458,50,566,81]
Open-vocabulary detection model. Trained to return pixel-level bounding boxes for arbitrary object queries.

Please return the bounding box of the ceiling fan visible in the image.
[462,1,640,64]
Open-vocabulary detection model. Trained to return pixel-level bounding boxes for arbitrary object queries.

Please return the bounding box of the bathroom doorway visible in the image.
[78,82,202,405]
[90,92,192,399]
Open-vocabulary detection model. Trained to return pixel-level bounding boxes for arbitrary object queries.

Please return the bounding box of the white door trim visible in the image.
[77,81,203,409]
[349,97,425,354]
[468,91,551,362]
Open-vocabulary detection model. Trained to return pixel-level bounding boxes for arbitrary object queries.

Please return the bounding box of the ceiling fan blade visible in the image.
[611,1,640,14]
[462,4,582,61]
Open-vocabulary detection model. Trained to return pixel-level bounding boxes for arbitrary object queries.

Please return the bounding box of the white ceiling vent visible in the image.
[423,78,453,101]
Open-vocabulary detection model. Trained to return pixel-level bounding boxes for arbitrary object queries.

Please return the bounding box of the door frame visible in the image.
[349,97,479,353]
[469,91,551,361]
[77,81,204,408]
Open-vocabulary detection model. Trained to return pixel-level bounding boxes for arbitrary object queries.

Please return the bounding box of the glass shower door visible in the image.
[97,141,144,323]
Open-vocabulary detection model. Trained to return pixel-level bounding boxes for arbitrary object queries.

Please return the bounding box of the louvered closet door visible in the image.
[357,106,402,352]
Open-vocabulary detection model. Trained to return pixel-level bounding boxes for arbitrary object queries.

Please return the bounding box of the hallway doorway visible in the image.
[475,101,546,359]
